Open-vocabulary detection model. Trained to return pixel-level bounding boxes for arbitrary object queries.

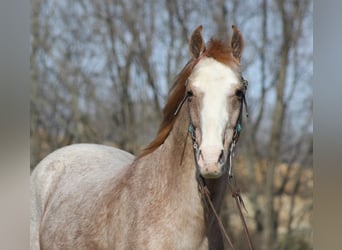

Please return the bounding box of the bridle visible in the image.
[228,76,249,177]
[175,74,254,250]
[185,75,248,178]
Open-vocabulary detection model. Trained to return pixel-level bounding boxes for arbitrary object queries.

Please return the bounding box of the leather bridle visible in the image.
[186,76,248,179]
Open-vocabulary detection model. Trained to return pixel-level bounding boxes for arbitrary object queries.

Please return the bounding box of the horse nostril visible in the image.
[196,150,202,161]
[218,150,224,164]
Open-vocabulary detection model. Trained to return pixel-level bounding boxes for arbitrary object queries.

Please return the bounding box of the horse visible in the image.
[31,25,247,250]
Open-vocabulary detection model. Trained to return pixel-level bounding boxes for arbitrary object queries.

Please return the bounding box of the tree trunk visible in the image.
[262,1,291,248]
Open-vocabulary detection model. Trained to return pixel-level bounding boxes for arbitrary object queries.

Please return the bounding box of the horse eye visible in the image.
[187,91,193,97]
[235,89,244,99]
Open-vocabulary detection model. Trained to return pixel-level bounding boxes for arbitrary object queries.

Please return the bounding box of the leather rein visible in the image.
[176,73,254,249]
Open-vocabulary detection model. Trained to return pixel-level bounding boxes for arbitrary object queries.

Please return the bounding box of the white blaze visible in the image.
[190,57,239,164]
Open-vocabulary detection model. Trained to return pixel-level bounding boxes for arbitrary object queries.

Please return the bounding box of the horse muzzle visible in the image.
[197,145,226,179]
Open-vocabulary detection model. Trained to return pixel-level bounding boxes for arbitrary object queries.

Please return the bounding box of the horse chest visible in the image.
[109,182,207,249]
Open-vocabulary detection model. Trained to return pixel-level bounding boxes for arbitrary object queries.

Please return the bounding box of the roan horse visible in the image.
[31,25,247,250]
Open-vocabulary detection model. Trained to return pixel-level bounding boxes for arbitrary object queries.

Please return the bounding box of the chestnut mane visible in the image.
[138,39,240,158]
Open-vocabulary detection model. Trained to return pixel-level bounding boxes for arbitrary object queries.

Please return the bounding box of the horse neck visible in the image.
[137,104,198,198]
[156,105,229,247]
[149,103,228,204]
[137,103,228,232]
[106,102,230,249]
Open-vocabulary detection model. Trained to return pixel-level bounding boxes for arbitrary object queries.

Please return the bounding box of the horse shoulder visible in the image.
[31,143,134,249]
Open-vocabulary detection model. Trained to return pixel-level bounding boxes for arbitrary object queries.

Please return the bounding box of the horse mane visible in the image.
[137,39,239,158]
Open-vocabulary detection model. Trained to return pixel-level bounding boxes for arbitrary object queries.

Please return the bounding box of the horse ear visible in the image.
[189,25,205,59]
[230,25,244,62]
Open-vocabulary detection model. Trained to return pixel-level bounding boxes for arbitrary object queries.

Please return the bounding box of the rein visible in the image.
[177,73,254,249]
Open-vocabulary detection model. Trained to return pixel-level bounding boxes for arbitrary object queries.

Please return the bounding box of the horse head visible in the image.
[185,25,246,179]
